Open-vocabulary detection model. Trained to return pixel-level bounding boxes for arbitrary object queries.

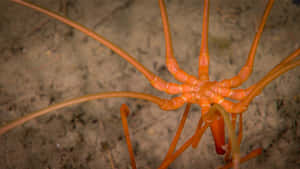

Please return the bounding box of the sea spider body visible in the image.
[1,0,299,168]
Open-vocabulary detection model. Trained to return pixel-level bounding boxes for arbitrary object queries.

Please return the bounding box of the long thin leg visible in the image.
[236,48,300,110]
[218,58,300,114]
[11,0,189,95]
[162,104,191,163]
[215,53,298,115]
[219,0,275,88]
[11,0,154,80]
[161,104,241,169]
[158,123,209,169]
[120,104,137,169]
[158,0,200,85]
[215,49,300,113]
[240,59,300,110]
[264,48,300,77]
[0,91,164,136]
[191,113,204,148]
[191,106,215,149]
[198,0,210,81]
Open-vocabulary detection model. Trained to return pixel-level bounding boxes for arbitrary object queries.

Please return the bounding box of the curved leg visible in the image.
[218,58,300,114]
[0,91,164,136]
[11,0,156,80]
[158,0,200,85]
[241,59,300,108]
[219,0,275,88]
[264,48,300,77]
[120,104,137,169]
[159,93,196,110]
[11,0,191,96]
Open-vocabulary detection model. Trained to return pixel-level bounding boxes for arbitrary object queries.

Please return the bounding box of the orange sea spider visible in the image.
[1,0,299,168]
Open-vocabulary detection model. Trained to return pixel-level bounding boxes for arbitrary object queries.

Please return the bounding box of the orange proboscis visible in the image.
[210,114,226,154]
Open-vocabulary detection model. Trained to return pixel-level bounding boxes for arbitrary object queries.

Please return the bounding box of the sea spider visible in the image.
[0,0,299,168]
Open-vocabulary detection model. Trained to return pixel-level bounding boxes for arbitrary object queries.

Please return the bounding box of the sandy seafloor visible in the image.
[0,0,299,168]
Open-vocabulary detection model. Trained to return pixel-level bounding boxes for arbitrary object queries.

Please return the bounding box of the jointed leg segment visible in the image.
[120,104,137,169]
[158,0,200,85]
[12,0,196,98]
[220,0,275,88]
[198,0,210,81]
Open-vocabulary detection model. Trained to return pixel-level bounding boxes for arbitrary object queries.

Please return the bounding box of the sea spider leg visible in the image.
[211,48,300,108]
[158,0,200,85]
[192,0,228,154]
[217,58,300,114]
[210,85,254,100]
[158,123,210,169]
[159,93,195,110]
[120,104,137,169]
[264,48,300,76]
[161,104,191,163]
[0,92,164,135]
[191,106,209,148]
[11,0,195,97]
[161,104,241,169]
[8,0,149,80]
[241,59,300,107]
[121,103,192,169]
[230,49,300,110]
[219,0,274,88]
[159,105,218,168]
[198,0,210,81]
[150,77,201,94]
